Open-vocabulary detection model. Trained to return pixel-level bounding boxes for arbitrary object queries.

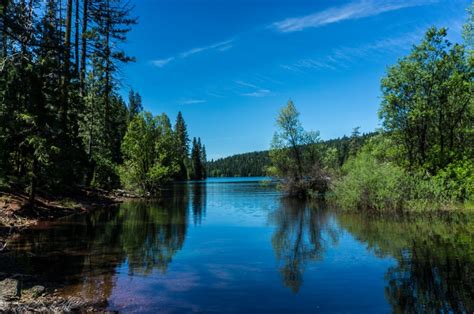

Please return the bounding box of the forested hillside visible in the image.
[207,130,375,177]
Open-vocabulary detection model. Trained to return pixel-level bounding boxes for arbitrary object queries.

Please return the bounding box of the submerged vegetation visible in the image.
[268,101,332,198]
[0,0,206,201]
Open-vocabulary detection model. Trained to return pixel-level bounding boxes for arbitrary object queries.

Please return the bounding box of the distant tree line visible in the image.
[207,151,271,177]
[0,0,206,200]
[206,131,374,178]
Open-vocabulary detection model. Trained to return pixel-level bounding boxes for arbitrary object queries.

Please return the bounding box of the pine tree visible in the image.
[128,89,142,122]
[191,137,202,180]
[90,0,136,132]
[80,0,89,95]
[74,0,80,75]
[174,111,190,180]
[200,144,207,179]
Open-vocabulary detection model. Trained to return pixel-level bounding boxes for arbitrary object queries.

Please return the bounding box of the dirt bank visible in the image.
[0,187,135,251]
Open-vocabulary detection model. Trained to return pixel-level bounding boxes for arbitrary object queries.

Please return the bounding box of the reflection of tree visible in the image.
[117,201,188,275]
[337,213,474,313]
[191,182,206,225]
[269,199,338,293]
[0,190,191,301]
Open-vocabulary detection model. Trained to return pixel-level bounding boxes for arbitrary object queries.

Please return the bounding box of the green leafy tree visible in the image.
[121,112,179,194]
[379,27,473,173]
[268,100,328,197]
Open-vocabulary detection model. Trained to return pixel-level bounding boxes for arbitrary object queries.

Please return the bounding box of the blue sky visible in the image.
[120,0,470,160]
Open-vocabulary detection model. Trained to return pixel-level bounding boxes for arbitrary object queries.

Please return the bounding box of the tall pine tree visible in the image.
[174,111,190,180]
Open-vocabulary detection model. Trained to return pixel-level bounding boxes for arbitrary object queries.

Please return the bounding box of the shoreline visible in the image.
[0,187,137,311]
[0,188,130,250]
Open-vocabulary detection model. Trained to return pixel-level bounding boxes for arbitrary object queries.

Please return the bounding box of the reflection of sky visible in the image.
[201,179,280,227]
[105,180,396,313]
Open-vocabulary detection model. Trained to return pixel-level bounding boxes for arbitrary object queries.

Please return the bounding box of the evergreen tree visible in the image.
[0,0,139,199]
[348,127,361,157]
[80,0,89,95]
[200,144,207,179]
[128,89,142,122]
[191,137,203,180]
[174,111,190,180]
[0,0,206,201]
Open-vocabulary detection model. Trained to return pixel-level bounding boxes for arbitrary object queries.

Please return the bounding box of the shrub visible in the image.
[432,159,474,202]
[332,152,474,212]
[406,159,474,210]
[331,150,408,211]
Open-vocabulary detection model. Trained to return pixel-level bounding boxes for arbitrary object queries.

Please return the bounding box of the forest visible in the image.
[0,0,472,213]
[0,1,472,312]
[0,0,207,202]
[266,23,473,211]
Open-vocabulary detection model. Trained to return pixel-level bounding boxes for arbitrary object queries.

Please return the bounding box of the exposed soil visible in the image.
[0,187,129,249]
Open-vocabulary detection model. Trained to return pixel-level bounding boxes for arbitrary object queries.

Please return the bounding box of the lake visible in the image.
[1,177,473,313]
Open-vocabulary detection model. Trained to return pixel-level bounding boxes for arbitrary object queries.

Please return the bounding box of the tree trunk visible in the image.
[0,0,7,57]
[74,0,79,75]
[104,0,111,138]
[29,158,38,205]
[64,0,72,73]
[61,0,73,125]
[80,0,88,95]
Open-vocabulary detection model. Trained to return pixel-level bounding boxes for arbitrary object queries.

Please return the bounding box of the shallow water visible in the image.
[2,178,473,313]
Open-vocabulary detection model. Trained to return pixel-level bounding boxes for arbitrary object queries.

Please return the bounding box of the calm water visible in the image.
[1,178,473,313]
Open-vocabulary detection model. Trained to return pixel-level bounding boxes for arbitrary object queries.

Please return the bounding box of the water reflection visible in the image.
[0,190,190,304]
[0,179,472,313]
[337,213,474,313]
[120,201,187,275]
[191,182,206,225]
[269,199,338,293]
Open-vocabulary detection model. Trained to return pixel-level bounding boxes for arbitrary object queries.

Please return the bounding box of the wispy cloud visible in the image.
[241,89,271,97]
[179,39,234,58]
[152,57,175,68]
[280,29,424,73]
[182,99,206,105]
[206,91,226,98]
[254,74,284,85]
[152,39,234,68]
[235,80,259,89]
[272,0,436,33]
[235,80,272,97]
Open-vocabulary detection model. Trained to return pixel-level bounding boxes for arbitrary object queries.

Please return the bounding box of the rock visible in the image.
[8,202,22,211]
[0,278,20,301]
[29,285,46,297]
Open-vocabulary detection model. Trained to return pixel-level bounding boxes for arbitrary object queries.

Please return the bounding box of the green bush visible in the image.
[433,159,474,202]
[91,156,121,190]
[331,150,408,211]
[332,151,474,212]
[406,159,474,210]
